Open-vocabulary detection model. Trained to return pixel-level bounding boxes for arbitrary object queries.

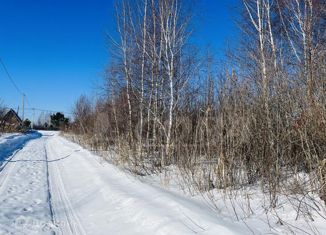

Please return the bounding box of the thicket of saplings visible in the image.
[67,0,326,223]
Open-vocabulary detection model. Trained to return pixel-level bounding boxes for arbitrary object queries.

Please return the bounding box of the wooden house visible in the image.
[0,109,22,132]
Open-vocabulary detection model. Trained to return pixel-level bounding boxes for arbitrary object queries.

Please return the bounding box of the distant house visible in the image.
[0,109,22,132]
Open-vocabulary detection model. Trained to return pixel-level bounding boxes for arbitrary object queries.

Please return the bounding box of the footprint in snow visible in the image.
[22,207,33,213]
[33,199,42,205]
[23,190,32,195]
[7,187,14,193]
[42,222,57,232]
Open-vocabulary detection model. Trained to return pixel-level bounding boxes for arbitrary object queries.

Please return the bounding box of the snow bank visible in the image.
[0,131,42,168]
[46,134,251,235]
[53,132,326,234]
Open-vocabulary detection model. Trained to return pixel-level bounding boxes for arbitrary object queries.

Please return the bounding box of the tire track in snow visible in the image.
[44,144,56,234]
[46,140,87,235]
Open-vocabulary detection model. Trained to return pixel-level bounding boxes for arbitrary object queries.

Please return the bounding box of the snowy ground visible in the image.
[0,131,325,234]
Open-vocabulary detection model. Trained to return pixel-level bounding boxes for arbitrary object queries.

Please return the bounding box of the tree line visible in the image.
[69,0,326,209]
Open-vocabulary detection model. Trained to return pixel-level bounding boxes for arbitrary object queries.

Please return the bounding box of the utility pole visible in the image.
[32,108,35,129]
[22,93,25,121]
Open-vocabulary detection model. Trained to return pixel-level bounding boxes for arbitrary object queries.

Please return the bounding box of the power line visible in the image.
[25,95,32,108]
[0,57,34,120]
[4,106,73,116]
[0,57,24,96]
[25,108,73,115]
[0,57,72,118]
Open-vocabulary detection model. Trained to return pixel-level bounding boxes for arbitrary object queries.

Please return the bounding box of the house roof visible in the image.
[1,109,22,123]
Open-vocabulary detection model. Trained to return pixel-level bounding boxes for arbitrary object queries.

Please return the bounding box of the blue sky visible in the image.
[0,0,240,120]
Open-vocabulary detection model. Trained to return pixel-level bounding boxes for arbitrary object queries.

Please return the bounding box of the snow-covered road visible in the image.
[0,132,249,235]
